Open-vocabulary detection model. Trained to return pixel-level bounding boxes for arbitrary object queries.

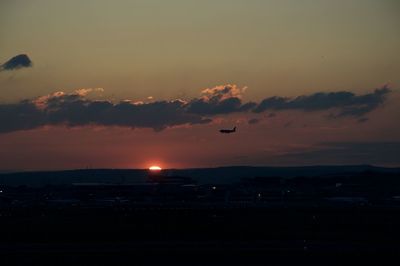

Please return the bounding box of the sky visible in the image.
[1,0,400,170]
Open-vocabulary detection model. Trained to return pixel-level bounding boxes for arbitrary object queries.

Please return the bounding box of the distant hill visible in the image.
[0,165,399,187]
[168,165,400,184]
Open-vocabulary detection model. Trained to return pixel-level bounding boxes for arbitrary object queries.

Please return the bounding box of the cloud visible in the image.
[0,100,44,133]
[200,84,247,101]
[253,86,391,117]
[1,54,32,71]
[187,84,256,115]
[0,89,211,133]
[0,85,393,133]
[0,85,253,133]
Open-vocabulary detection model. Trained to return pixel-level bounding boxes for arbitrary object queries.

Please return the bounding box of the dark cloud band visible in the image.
[253,86,390,117]
[0,85,392,133]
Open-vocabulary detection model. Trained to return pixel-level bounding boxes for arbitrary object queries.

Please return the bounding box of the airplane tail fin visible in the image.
[233,126,236,131]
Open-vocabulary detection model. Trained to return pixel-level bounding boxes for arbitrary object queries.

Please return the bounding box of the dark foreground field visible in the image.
[1,167,400,265]
[1,204,400,265]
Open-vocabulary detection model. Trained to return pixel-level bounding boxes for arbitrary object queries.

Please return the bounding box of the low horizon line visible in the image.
[2,164,400,175]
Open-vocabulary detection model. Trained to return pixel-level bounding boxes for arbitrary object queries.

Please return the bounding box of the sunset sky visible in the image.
[1,0,400,170]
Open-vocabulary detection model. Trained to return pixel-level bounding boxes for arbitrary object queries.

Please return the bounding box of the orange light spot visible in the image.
[149,165,162,171]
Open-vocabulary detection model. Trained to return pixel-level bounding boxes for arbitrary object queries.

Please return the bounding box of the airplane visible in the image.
[219,126,236,134]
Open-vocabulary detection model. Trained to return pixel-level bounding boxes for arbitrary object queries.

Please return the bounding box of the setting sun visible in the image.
[149,166,162,171]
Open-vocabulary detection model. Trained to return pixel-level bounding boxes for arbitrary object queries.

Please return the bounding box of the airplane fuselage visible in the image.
[219,127,236,134]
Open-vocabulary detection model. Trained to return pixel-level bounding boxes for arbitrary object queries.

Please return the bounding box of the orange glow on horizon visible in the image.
[149,165,162,171]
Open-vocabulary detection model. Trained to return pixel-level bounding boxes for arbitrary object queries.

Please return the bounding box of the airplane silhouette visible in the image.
[219,126,236,134]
